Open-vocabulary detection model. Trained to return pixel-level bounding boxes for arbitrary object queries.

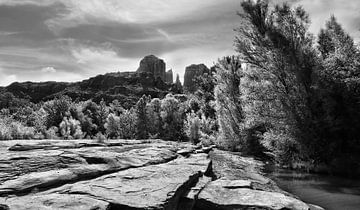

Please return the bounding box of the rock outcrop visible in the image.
[183,64,209,92]
[0,140,316,210]
[1,71,172,108]
[0,55,176,107]
[196,180,309,210]
[137,55,166,81]
[166,69,174,83]
[192,149,309,210]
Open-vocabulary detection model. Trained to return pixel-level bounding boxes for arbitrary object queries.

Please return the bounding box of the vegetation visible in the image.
[232,0,360,175]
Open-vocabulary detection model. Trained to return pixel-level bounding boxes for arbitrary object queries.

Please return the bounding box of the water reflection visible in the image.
[268,169,360,210]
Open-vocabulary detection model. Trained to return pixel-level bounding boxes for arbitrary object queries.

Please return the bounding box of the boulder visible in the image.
[137,55,166,81]
[183,64,209,92]
[196,179,310,210]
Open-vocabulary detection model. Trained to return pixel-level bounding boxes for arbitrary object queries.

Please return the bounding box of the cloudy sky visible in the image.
[0,0,359,86]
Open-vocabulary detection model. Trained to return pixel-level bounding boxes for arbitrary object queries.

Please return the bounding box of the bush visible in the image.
[95,132,107,143]
[0,117,35,140]
[45,126,59,139]
[105,109,136,139]
[59,117,83,139]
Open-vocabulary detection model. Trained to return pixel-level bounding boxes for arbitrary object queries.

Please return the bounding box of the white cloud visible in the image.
[70,45,139,75]
[41,66,57,73]
[0,66,17,86]
[40,0,234,33]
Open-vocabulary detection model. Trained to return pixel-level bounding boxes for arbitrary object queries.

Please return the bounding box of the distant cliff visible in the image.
[137,55,166,81]
[0,55,177,107]
[165,69,173,84]
[0,55,212,106]
[183,64,209,92]
[1,71,171,107]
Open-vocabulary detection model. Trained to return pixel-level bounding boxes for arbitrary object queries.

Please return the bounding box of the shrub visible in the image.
[0,117,35,140]
[95,132,107,143]
[59,117,83,139]
[45,126,59,139]
[105,109,137,139]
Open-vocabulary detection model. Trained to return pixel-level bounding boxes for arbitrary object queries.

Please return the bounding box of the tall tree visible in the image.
[135,95,149,139]
[316,16,360,162]
[236,0,319,158]
[215,56,244,151]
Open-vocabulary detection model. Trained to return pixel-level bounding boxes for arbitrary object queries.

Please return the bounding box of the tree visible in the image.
[43,96,72,129]
[59,117,83,139]
[215,56,244,151]
[316,16,360,163]
[160,94,185,141]
[105,109,137,139]
[194,66,217,119]
[135,95,149,139]
[236,0,319,158]
[173,74,183,93]
[184,111,201,144]
[146,98,163,137]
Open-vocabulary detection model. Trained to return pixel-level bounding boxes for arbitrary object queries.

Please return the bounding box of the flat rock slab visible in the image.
[0,140,184,195]
[51,153,210,209]
[1,153,210,210]
[196,179,310,210]
[0,193,110,210]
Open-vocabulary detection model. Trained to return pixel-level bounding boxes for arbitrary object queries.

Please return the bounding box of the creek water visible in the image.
[268,168,360,210]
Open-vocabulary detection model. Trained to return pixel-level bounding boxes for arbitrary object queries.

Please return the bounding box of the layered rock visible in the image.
[183,64,209,92]
[0,140,316,210]
[137,55,166,81]
[191,149,309,210]
[166,69,174,83]
[0,140,209,210]
[196,179,309,210]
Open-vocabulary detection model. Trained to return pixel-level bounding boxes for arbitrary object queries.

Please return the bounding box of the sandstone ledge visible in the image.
[0,140,317,210]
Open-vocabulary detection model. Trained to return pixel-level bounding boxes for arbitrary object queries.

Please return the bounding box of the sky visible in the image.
[0,0,360,86]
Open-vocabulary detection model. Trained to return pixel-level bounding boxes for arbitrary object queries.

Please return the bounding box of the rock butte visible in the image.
[183,64,209,93]
[0,139,318,210]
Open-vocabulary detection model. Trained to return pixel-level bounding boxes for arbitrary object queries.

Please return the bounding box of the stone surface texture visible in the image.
[0,140,315,210]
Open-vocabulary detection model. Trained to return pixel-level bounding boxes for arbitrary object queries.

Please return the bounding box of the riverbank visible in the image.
[268,168,360,210]
[0,139,317,209]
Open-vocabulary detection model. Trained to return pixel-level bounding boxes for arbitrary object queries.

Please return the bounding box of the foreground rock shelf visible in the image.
[0,139,317,210]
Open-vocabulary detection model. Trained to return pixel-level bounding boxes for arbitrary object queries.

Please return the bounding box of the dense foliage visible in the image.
[229,0,360,175]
